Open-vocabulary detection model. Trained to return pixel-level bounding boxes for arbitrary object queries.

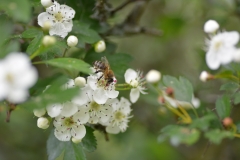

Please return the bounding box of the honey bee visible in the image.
[93,57,117,86]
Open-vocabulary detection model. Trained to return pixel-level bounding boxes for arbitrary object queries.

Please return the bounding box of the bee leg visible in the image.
[98,74,104,81]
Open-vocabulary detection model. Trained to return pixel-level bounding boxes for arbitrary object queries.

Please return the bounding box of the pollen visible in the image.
[54,12,63,22]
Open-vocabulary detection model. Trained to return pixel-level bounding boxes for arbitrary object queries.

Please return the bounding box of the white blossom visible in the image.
[87,73,119,104]
[204,20,219,33]
[192,95,200,109]
[53,114,86,141]
[205,31,239,70]
[41,0,54,8]
[38,1,75,38]
[0,53,38,103]
[67,35,78,47]
[37,117,49,129]
[105,97,132,134]
[75,87,115,124]
[124,68,147,103]
[94,40,106,53]
[146,69,161,83]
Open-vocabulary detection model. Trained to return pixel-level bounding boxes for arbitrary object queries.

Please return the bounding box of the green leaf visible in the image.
[216,95,231,119]
[233,92,240,105]
[81,126,97,152]
[159,125,200,146]
[38,58,91,75]
[47,129,86,160]
[205,129,234,144]
[0,0,31,22]
[220,82,239,91]
[73,21,101,44]
[22,28,42,38]
[162,75,193,102]
[64,142,86,160]
[190,114,218,131]
[26,32,44,55]
[20,77,79,110]
[47,129,66,160]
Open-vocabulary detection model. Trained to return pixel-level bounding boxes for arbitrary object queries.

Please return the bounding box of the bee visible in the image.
[93,57,117,86]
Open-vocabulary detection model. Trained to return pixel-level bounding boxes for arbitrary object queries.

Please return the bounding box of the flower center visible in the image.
[114,111,125,121]
[130,79,139,88]
[64,117,74,127]
[6,73,14,84]
[214,41,222,51]
[54,12,63,22]
[90,101,101,111]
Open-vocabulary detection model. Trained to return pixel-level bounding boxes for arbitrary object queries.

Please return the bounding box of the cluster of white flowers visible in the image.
[34,67,141,142]
[0,52,38,103]
[38,1,75,38]
[204,20,240,70]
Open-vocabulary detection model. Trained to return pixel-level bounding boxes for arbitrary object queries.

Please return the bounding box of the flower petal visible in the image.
[49,23,68,38]
[124,68,138,84]
[106,88,119,99]
[62,20,73,32]
[119,97,131,115]
[46,103,63,117]
[73,108,90,124]
[71,125,86,140]
[88,115,99,124]
[87,75,98,90]
[54,128,71,141]
[106,125,120,134]
[61,102,78,117]
[7,89,28,103]
[93,88,108,104]
[38,12,53,27]
[60,5,75,20]
[46,1,60,14]
[99,106,113,123]
[130,88,140,103]
[206,51,221,70]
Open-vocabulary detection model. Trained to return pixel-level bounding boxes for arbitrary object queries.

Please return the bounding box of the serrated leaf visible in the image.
[26,33,44,55]
[233,92,240,105]
[22,28,42,38]
[220,82,239,91]
[162,75,193,102]
[81,126,97,152]
[0,0,31,22]
[216,95,231,119]
[190,114,217,131]
[205,129,234,144]
[64,142,86,160]
[38,58,91,74]
[47,129,67,160]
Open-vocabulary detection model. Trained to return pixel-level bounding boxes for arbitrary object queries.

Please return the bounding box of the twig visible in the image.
[6,103,16,122]
[110,0,146,16]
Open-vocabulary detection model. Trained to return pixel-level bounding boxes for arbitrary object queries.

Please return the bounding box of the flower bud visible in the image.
[74,77,86,87]
[94,40,106,53]
[222,117,233,127]
[158,96,165,104]
[146,69,161,83]
[33,108,46,117]
[165,87,174,97]
[37,117,49,129]
[199,71,213,82]
[67,35,78,47]
[41,0,54,8]
[43,21,52,31]
[42,35,56,46]
[204,20,219,33]
[72,137,82,144]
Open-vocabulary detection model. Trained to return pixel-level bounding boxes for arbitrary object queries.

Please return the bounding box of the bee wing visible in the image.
[101,56,110,66]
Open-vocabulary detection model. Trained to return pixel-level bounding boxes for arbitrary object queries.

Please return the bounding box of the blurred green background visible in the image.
[2,0,240,159]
